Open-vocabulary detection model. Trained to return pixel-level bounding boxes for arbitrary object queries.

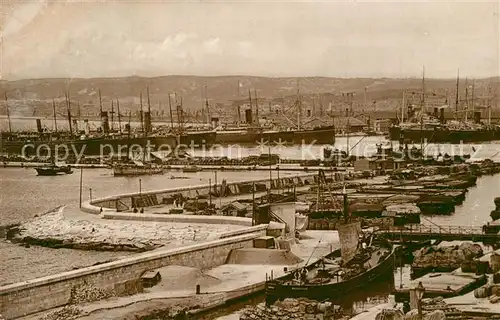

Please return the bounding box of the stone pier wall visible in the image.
[83,173,318,214]
[0,230,266,319]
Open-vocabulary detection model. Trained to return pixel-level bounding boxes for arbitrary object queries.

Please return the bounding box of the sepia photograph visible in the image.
[1,1,499,319]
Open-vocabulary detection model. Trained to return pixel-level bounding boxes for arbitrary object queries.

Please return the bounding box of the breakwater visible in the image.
[84,173,321,213]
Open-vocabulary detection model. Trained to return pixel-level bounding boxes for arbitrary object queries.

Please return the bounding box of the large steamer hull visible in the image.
[389,126,500,143]
[265,245,395,304]
[214,127,336,145]
[2,136,177,156]
[178,131,217,147]
[294,127,336,144]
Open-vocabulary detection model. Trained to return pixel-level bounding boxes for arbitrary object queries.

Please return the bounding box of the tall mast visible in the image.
[158,100,162,120]
[65,91,73,135]
[465,78,469,122]
[401,89,405,123]
[205,85,209,125]
[297,89,301,131]
[455,69,460,117]
[421,66,426,115]
[4,93,12,133]
[254,89,259,127]
[248,90,253,125]
[471,79,475,116]
[116,99,122,133]
[147,86,151,115]
[488,85,492,125]
[98,89,103,114]
[168,93,174,129]
[52,99,58,133]
[140,91,144,132]
[110,100,114,131]
[420,67,424,156]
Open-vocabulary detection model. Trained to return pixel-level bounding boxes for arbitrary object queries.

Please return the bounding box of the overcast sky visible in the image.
[1,0,499,80]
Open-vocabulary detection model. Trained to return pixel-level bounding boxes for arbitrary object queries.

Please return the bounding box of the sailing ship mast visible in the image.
[254,89,259,127]
[111,100,114,131]
[116,99,122,133]
[65,91,73,135]
[139,91,144,133]
[52,99,58,133]
[4,93,12,133]
[420,67,425,155]
[455,69,460,118]
[168,93,174,129]
[297,89,301,131]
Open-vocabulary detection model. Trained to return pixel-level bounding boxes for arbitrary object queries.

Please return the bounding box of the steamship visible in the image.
[1,111,177,157]
[213,104,335,145]
[389,73,500,144]
[388,106,500,144]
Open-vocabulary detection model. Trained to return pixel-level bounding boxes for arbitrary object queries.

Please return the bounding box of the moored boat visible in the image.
[265,179,396,304]
[35,164,73,176]
[112,162,164,176]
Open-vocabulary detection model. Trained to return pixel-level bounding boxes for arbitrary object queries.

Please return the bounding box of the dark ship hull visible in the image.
[389,126,500,143]
[177,131,216,147]
[35,165,73,176]
[265,240,395,304]
[215,126,336,145]
[1,135,177,157]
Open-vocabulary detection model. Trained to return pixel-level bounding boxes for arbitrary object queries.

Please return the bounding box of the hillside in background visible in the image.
[1,76,499,118]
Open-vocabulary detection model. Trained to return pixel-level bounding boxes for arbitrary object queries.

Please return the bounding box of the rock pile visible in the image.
[412,242,483,270]
[10,209,241,252]
[239,299,337,320]
[38,306,81,320]
[69,281,114,304]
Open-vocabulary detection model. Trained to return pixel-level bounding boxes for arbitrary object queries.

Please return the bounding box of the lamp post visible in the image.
[415,281,425,319]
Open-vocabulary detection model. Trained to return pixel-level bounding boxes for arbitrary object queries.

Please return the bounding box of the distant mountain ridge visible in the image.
[1,76,499,116]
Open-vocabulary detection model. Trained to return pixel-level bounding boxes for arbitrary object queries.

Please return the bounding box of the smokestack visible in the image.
[36,119,42,133]
[245,109,253,124]
[440,108,445,123]
[84,119,90,135]
[144,112,152,133]
[101,111,110,134]
[434,107,438,118]
[474,111,481,124]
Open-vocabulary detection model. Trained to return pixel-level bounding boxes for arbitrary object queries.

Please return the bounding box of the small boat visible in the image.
[265,178,396,304]
[35,164,73,176]
[182,165,202,173]
[112,161,164,176]
[265,229,396,304]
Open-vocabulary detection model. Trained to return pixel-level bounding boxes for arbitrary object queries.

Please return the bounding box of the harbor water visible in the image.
[1,140,499,310]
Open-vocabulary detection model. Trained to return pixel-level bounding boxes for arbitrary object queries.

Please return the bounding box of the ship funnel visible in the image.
[407,105,413,119]
[101,111,110,134]
[72,119,79,133]
[144,111,152,133]
[434,108,438,118]
[211,117,219,128]
[84,119,90,135]
[440,108,445,123]
[474,111,481,124]
[36,119,43,133]
[245,109,253,124]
